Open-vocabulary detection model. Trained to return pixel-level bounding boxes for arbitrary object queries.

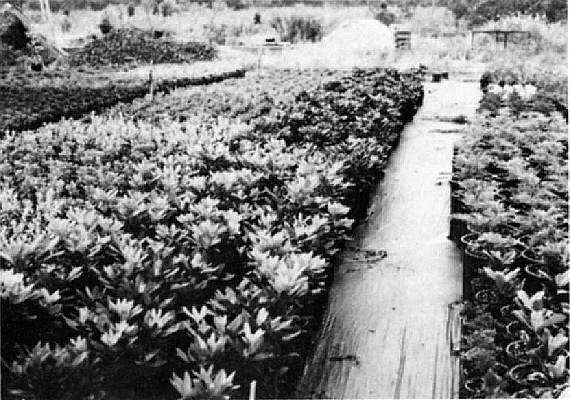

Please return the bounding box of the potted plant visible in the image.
[463,232,522,256]
[507,363,548,389]
[512,290,567,333]
[460,233,519,300]
[475,267,520,314]
[537,240,569,275]
[506,320,528,340]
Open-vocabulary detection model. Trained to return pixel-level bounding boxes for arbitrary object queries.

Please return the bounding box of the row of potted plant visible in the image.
[453,73,568,397]
[479,67,568,121]
[0,65,247,135]
[110,68,347,125]
[460,273,568,398]
[451,113,567,294]
[1,67,424,400]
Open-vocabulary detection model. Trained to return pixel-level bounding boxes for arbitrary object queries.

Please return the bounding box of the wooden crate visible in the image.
[395,30,411,50]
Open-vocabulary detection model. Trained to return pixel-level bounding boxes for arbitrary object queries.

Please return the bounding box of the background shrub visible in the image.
[0,11,29,50]
[442,0,568,25]
[98,16,114,34]
[270,15,323,43]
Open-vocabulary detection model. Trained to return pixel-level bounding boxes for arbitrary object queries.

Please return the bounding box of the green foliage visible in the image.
[0,10,29,50]
[98,16,113,35]
[442,0,567,25]
[270,15,323,43]
[9,341,101,400]
[456,69,568,398]
[69,28,216,67]
[1,67,424,399]
[1,68,244,135]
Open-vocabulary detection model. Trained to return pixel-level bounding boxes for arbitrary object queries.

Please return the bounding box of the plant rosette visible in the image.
[484,249,521,272]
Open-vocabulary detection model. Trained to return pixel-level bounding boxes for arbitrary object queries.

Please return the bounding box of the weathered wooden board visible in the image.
[298,81,481,399]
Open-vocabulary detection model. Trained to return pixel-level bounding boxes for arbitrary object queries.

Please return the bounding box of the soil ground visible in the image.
[297,75,481,399]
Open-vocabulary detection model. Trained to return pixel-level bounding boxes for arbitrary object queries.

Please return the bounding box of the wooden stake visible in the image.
[249,380,257,400]
[149,64,154,99]
[257,46,263,73]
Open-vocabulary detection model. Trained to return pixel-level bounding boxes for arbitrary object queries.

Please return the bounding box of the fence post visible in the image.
[149,63,154,99]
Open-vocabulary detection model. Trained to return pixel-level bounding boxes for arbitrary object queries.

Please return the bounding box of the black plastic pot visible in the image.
[467,222,520,238]
[506,341,538,365]
[449,181,465,244]
[460,232,478,251]
[543,255,568,276]
[460,234,490,301]
[523,264,555,295]
[463,248,488,301]
[449,216,462,244]
[500,304,516,321]
[555,289,569,305]
[507,363,547,389]
[491,362,509,382]
[474,288,501,307]
[505,321,528,340]
[511,388,536,398]
[463,377,485,397]
[521,248,542,266]
[511,247,532,270]
[449,217,468,245]
[450,192,463,213]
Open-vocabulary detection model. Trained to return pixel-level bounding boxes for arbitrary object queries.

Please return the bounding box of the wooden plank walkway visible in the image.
[298,79,481,399]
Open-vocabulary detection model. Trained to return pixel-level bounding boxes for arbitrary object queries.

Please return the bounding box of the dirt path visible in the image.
[298,78,481,399]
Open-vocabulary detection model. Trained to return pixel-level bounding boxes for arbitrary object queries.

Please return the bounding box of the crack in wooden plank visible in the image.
[432,334,439,399]
[393,326,407,399]
[448,302,463,355]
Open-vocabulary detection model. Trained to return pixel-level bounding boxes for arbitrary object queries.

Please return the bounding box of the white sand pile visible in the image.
[249,18,396,69]
[322,18,395,54]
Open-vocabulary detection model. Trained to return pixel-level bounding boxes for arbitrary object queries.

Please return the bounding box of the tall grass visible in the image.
[270,15,323,42]
[29,3,374,46]
[480,14,568,55]
[22,4,567,73]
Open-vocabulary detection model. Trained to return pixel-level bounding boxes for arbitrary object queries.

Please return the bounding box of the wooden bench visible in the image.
[471,29,532,49]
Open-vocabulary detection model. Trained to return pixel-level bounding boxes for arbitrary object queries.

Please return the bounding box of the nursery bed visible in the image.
[0,67,424,400]
[0,62,247,135]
